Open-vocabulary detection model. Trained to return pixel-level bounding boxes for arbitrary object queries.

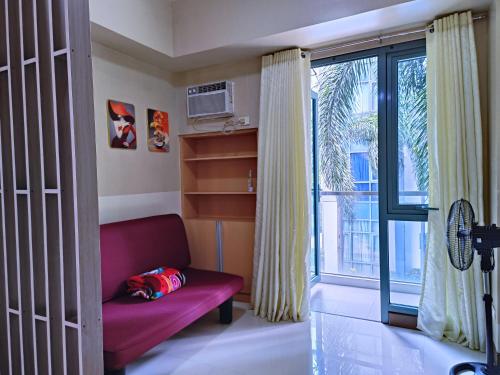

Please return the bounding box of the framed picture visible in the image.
[107,100,137,149]
[147,109,170,153]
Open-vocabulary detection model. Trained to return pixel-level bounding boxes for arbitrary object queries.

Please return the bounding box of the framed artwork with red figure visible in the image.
[107,100,137,149]
[147,109,170,153]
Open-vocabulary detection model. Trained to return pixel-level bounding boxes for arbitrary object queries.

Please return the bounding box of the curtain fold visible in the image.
[418,11,486,351]
[251,48,312,322]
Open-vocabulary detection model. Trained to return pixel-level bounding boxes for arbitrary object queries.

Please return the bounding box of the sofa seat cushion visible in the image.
[102,268,244,370]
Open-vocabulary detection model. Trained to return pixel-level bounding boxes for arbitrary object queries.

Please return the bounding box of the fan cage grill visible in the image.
[447,199,475,271]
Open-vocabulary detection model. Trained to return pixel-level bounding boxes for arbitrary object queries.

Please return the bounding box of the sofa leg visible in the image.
[104,368,125,375]
[219,297,233,324]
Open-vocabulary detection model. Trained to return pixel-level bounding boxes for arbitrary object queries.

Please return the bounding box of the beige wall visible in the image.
[91,44,260,222]
[89,0,174,56]
[171,0,410,56]
[91,42,181,207]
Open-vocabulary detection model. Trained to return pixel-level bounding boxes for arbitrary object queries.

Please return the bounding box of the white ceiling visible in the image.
[90,0,492,72]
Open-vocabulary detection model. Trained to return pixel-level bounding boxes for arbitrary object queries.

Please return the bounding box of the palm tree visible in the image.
[314,56,428,195]
[397,57,428,192]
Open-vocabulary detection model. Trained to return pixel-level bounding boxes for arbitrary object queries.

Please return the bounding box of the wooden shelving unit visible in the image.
[180,129,258,219]
[183,153,257,162]
[180,129,258,301]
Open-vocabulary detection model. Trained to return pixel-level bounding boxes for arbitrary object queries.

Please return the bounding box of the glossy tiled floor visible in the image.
[310,283,420,321]
[128,302,483,375]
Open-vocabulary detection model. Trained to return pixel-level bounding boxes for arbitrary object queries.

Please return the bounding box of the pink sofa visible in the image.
[100,214,243,374]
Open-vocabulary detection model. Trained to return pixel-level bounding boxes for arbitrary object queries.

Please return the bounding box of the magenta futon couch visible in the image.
[100,214,243,375]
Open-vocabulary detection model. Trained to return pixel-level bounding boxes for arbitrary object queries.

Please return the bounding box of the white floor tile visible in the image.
[311,283,381,321]
[127,301,484,375]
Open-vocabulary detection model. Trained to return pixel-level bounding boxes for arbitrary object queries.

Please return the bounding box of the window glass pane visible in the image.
[351,152,369,181]
[354,183,369,192]
[388,220,428,306]
[397,56,428,205]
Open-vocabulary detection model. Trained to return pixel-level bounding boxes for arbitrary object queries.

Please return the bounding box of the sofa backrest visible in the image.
[100,214,191,302]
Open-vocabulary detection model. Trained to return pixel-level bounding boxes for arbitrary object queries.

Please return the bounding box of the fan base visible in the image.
[450,362,500,375]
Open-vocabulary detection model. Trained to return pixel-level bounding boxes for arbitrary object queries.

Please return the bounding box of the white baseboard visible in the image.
[98,191,181,224]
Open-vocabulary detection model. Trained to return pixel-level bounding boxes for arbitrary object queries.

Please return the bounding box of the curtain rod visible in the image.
[309,13,487,57]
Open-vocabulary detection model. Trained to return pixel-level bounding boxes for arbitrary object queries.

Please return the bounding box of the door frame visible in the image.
[311,39,427,323]
[311,90,320,284]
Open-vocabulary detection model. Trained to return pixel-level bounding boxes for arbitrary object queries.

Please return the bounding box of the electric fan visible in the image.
[447,199,500,375]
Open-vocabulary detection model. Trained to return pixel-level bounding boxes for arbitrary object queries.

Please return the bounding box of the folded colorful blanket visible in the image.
[127,266,186,300]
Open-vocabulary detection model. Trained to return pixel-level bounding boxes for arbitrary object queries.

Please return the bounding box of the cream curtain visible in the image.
[418,11,486,351]
[251,48,312,322]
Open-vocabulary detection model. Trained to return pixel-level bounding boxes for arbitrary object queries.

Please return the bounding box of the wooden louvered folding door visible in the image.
[0,0,102,374]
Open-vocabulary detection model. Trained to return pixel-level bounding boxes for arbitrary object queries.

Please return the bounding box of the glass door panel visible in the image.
[388,220,427,307]
[384,46,428,316]
[313,56,380,280]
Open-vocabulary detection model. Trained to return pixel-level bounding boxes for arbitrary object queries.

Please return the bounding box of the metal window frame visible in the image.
[386,44,428,215]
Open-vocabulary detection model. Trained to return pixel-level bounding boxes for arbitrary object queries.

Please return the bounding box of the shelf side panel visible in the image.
[7,0,27,190]
[9,313,22,375]
[51,0,66,51]
[35,319,50,375]
[0,71,19,311]
[0,65,12,374]
[65,326,80,375]
[46,194,65,375]
[0,0,7,66]
[36,0,58,189]
[0,197,9,374]
[25,62,48,319]
[21,0,36,59]
[54,55,78,324]
[17,195,36,375]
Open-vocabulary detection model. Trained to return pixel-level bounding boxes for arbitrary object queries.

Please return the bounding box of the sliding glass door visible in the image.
[311,40,428,323]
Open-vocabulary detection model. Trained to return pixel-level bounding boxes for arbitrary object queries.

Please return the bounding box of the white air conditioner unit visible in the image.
[187,81,234,119]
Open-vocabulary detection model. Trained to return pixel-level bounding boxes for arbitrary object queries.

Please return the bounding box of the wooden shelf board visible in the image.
[8,308,20,315]
[44,188,60,194]
[180,128,257,139]
[184,191,256,195]
[65,321,79,329]
[185,215,255,221]
[184,153,257,162]
[53,48,68,57]
[34,314,48,322]
[23,57,37,66]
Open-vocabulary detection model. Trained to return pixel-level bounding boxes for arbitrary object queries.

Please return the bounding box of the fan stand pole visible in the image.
[450,251,500,375]
[482,260,499,372]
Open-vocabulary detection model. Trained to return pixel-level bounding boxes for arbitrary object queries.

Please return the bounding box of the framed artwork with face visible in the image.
[107,100,137,149]
[147,109,170,153]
